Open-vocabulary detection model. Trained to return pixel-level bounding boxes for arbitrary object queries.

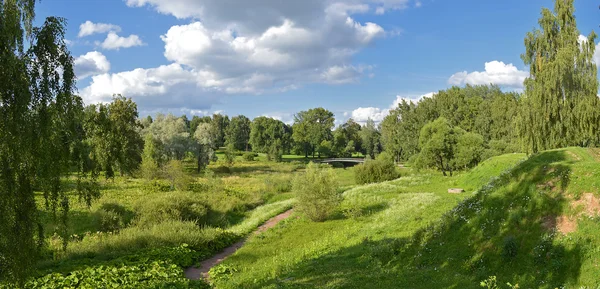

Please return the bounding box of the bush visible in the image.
[355,155,399,184]
[242,152,257,161]
[162,160,191,191]
[224,145,236,166]
[94,203,134,232]
[293,162,341,222]
[330,161,345,168]
[133,192,209,227]
[502,235,518,259]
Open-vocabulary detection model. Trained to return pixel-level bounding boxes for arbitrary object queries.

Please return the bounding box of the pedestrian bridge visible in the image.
[313,158,365,164]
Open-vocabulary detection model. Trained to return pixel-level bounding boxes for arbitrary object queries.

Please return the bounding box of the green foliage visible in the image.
[502,235,518,260]
[354,153,399,184]
[3,244,211,289]
[133,192,208,227]
[84,96,143,178]
[293,163,341,222]
[94,203,133,232]
[224,145,236,167]
[194,122,217,172]
[225,115,251,151]
[162,160,191,191]
[518,0,600,153]
[211,114,230,148]
[140,133,161,180]
[455,132,485,169]
[144,113,193,161]
[0,4,89,281]
[242,152,257,161]
[292,108,335,158]
[360,118,381,159]
[417,117,486,176]
[249,116,291,156]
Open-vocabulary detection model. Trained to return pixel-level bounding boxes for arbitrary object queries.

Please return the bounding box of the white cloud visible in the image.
[78,21,121,37]
[82,0,421,113]
[448,61,528,88]
[349,92,432,124]
[372,0,411,15]
[100,32,144,50]
[415,1,422,8]
[74,51,110,79]
[80,63,218,107]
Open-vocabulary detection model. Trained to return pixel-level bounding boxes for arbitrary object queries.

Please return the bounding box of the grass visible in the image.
[209,153,529,288]
[211,148,600,288]
[22,156,356,288]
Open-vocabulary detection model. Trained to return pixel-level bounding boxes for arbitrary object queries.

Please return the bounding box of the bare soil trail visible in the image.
[184,209,294,280]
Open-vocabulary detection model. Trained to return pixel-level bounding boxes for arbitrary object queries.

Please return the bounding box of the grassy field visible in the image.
[14,148,600,288]
[207,149,599,288]
[11,154,357,288]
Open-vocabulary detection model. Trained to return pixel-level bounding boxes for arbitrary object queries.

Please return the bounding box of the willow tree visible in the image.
[1,0,87,282]
[518,0,600,154]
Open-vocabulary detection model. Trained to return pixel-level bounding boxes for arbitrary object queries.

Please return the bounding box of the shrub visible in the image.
[355,155,399,184]
[330,161,345,169]
[133,192,209,227]
[502,235,518,259]
[162,160,191,191]
[293,162,341,222]
[224,145,236,166]
[94,203,134,232]
[242,152,257,161]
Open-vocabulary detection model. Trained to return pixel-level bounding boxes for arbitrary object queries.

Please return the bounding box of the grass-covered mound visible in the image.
[212,148,600,288]
[209,153,528,288]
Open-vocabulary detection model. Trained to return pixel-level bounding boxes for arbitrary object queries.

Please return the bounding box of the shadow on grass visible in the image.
[242,150,584,288]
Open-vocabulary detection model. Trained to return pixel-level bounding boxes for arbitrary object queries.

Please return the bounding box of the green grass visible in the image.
[19,157,356,288]
[210,152,528,288]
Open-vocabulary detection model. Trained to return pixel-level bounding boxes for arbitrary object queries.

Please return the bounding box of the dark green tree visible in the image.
[211,114,230,148]
[225,115,251,151]
[292,108,335,158]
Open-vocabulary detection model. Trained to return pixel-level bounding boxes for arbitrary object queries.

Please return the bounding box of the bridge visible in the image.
[312,158,365,164]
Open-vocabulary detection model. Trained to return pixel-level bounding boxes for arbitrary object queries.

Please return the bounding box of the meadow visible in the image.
[2,153,355,288]
[7,148,600,288]
[210,149,600,289]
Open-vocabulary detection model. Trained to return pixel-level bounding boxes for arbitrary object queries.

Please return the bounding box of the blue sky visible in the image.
[35,0,600,124]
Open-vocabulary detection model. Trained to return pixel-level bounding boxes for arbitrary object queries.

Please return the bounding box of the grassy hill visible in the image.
[209,153,531,288]
[211,148,600,288]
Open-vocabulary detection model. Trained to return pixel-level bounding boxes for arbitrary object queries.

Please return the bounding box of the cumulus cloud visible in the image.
[82,1,393,109]
[74,51,110,79]
[80,63,219,108]
[100,32,144,50]
[349,92,432,124]
[448,61,528,88]
[78,21,121,37]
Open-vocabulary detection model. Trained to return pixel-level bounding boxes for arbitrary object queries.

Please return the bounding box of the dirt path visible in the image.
[184,209,294,281]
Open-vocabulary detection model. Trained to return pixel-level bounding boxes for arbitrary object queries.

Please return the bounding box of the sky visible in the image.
[35,0,600,125]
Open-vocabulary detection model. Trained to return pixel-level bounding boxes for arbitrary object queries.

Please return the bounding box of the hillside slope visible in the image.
[209,153,529,288]
[385,147,600,288]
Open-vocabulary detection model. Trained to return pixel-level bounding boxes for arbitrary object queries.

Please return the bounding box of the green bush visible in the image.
[94,203,134,232]
[330,161,345,168]
[354,154,399,184]
[242,152,257,161]
[162,160,191,191]
[293,162,341,222]
[134,192,209,227]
